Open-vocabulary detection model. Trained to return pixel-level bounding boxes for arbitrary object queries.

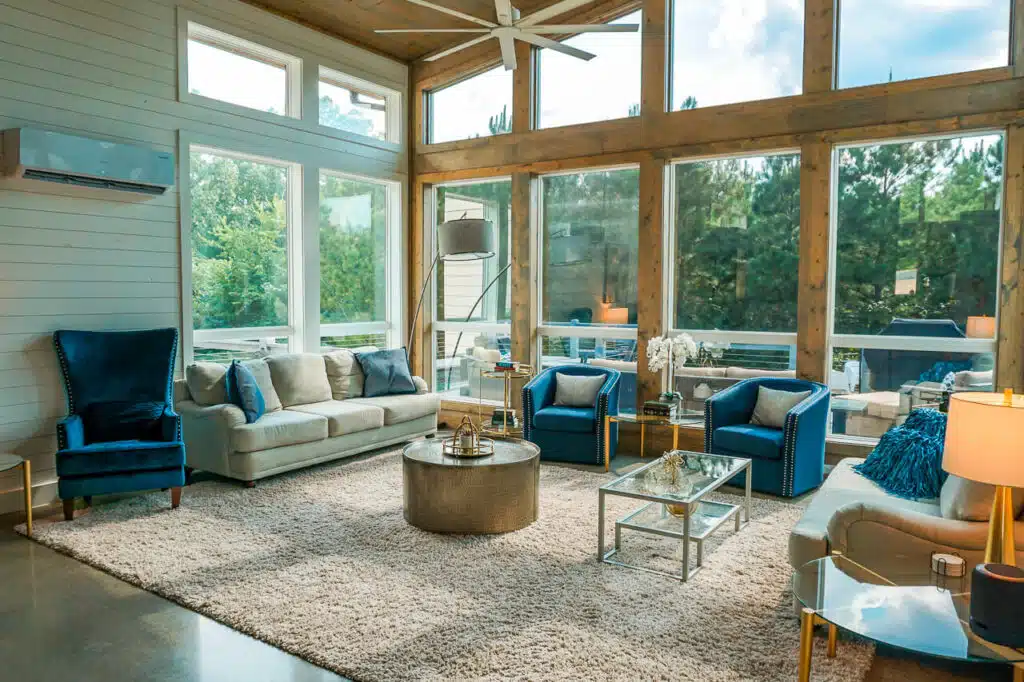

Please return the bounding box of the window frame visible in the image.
[426,65,514,145]
[826,130,1005,442]
[317,168,403,349]
[183,21,302,120]
[184,144,303,363]
[318,65,402,144]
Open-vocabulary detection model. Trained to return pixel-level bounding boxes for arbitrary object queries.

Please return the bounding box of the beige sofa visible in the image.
[789,458,1024,578]
[174,349,439,485]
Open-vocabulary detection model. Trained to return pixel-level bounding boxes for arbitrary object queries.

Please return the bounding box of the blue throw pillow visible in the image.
[226,360,265,424]
[854,408,948,499]
[82,400,165,443]
[356,348,417,398]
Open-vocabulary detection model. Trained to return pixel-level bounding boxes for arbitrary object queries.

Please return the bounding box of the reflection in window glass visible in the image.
[435,331,511,401]
[193,338,288,363]
[188,39,288,115]
[429,67,513,143]
[837,0,1010,89]
[671,0,802,111]
[540,335,637,411]
[190,150,289,330]
[319,80,387,140]
[829,347,993,439]
[542,168,640,326]
[435,180,512,323]
[320,174,388,324]
[673,154,801,332]
[538,11,642,128]
[834,133,1003,336]
[672,342,796,415]
[320,333,386,350]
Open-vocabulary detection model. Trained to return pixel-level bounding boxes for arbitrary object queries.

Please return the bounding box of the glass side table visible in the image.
[0,453,31,536]
[793,554,1024,682]
[603,411,704,471]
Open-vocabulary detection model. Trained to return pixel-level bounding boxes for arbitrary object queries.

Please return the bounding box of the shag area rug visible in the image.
[22,449,873,681]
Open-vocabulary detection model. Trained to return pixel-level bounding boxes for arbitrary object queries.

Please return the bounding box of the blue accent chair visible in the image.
[704,377,829,498]
[522,365,620,465]
[53,328,186,520]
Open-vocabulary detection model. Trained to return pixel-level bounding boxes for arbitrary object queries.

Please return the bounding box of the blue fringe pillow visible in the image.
[854,408,948,500]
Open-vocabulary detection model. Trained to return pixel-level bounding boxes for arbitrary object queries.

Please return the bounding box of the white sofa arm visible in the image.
[412,376,429,394]
[176,400,245,478]
[827,500,1024,566]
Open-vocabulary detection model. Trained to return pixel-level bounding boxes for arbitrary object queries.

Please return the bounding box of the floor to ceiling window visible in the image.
[538,166,639,410]
[431,178,512,401]
[828,132,1003,440]
[668,152,801,414]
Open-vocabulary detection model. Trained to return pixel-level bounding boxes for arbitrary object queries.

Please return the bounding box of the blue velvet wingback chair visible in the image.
[53,328,185,520]
[522,365,620,466]
[704,377,829,498]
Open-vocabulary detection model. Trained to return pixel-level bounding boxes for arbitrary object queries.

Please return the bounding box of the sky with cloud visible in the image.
[430,0,1010,142]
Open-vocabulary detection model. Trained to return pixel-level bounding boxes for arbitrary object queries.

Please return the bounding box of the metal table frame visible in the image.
[598,454,751,582]
[602,412,704,472]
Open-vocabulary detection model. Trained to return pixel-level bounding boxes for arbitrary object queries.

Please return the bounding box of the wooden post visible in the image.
[512,41,533,134]
[796,141,832,383]
[407,69,429,379]
[803,0,835,93]
[1014,0,1024,77]
[640,0,668,119]
[510,172,535,409]
[998,123,1024,391]
[637,157,666,408]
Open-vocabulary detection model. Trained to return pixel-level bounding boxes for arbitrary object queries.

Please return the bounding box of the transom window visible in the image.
[428,66,513,144]
[319,66,399,142]
[186,22,300,118]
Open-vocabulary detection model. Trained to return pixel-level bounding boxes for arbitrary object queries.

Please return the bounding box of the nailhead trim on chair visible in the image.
[54,333,75,414]
[782,411,798,497]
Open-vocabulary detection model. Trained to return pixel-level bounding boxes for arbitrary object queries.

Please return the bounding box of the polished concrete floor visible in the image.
[0,462,1009,682]
[0,505,349,682]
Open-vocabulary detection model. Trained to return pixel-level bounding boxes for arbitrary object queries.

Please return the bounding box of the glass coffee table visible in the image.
[598,451,751,581]
[793,554,1024,682]
[603,410,705,471]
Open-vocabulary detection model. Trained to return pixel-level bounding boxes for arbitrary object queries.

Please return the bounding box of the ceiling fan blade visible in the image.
[515,31,596,60]
[494,0,515,26]
[375,28,491,33]
[403,0,496,28]
[423,34,494,61]
[497,29,517,70]
[529,24,639,33]
[516,0,595,27]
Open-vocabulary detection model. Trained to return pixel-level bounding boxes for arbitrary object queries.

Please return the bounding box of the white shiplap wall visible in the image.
[0,0,408,513]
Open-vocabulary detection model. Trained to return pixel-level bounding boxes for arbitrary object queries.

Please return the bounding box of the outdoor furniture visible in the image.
[705,377,829,498]
[522,364,620,465]
[53,328,186,520]
[402,438,540,533]
[598,451,752,581]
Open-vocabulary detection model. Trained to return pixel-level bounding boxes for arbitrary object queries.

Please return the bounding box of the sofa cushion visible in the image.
[239,359,282,412]
[533,405,595,433]
[939,474,1024,521]
[186,362,227,406]
[81,400,165,443]
[725,367,796,379]
[713,424,784,460]
[266,354,332,407]
[676,366,728,378]
[324,348,376,399]
[348,393,440,425]
[289,400,385,437]
[356,348,417,397]
[589,358,637,373]
[57,440,184,477]
[230,410,328,453]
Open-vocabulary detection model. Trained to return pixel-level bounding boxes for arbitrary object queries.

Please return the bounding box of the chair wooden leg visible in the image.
[244,480,256,489]
[62,499,75,521]
[170,487,182,509]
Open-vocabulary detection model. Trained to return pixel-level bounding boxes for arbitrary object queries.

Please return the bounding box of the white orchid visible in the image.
[646,336,671,373]
[646,333,697,374]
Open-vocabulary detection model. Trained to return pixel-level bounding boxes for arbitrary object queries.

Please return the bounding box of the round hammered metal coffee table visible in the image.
[402,438,540,533]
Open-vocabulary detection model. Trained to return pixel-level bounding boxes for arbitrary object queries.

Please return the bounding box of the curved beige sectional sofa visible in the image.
[173,349,439,485]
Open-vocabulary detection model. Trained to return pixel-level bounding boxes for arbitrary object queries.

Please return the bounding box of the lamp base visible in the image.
[985,485,1017,566]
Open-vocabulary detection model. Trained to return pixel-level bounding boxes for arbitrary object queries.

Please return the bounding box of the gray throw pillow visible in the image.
[750,386,811,429]
[185,362,227,406]
[356,348,417,398]
[553,373,606,407]
[939,475,1024,521]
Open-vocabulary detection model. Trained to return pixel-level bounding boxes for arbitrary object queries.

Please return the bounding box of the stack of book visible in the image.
[490,409,519,429]
[642,400,677,419]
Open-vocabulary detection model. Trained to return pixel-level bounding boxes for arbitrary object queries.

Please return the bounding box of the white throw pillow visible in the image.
[940,475,1024,521]
[324,348,377,400]
[553,373,606,407]
[749,386,811,429]
[266,353,332,407]
[185,362,227,406]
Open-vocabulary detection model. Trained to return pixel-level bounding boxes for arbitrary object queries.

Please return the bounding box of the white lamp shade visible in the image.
[438,218,496,261]
[943,392,1024,487]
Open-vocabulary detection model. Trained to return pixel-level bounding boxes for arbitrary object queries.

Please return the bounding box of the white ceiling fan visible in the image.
[375,0,638,70]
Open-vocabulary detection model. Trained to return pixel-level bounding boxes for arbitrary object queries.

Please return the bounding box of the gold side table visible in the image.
[478,364,534,439]
[1,453,31,536]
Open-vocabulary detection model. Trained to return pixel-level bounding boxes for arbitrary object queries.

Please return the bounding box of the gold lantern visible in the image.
[442,416,495,458]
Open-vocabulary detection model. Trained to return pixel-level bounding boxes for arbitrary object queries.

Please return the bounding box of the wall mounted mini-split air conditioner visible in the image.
[1,127,175,195]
